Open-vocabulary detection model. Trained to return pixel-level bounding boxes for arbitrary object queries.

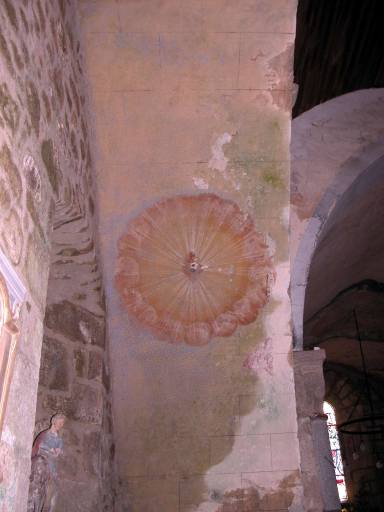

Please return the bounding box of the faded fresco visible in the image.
[79,0,301,510]
[116,193,272,345]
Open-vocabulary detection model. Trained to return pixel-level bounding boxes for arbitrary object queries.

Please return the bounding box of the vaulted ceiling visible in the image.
[304,159,384,322]
[303,159,384,379]
[294,0,384,385]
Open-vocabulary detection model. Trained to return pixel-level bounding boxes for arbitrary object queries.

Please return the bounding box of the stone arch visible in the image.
[290,89,384,348]
[323,363,384,423]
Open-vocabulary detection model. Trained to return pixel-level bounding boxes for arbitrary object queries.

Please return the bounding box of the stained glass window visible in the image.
[323,401,348,502]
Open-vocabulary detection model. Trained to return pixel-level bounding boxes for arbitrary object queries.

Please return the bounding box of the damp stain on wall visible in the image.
[214,471,300,511]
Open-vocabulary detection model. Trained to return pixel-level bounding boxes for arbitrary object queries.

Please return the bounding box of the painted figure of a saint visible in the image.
[27,413,66,512]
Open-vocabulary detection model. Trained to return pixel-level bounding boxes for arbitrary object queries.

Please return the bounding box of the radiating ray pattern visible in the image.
[115,194,273,345]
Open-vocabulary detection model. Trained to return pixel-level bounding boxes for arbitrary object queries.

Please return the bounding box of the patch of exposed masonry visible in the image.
[193,132,242,192]
[192,176,209,190]
[209,132,232,173]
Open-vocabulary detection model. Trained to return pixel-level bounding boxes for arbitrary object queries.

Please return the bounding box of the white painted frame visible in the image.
[0,249,26,431]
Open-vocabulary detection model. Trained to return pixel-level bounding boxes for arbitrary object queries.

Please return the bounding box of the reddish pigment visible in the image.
[115,193,272,345]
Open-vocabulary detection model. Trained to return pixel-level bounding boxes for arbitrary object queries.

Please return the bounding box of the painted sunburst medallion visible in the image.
[115,193,272,345]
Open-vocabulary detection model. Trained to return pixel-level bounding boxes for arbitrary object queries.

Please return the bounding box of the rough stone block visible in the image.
[0,143,22,200]
[83,430,101,477]
[57,445,80,480]
[45,300,105,348]
[71,383,103,424]
[54,479,100,512]
[38,336,70,392]
[88,350,103,380]
[74,348,87,378]
[43,383,103,425]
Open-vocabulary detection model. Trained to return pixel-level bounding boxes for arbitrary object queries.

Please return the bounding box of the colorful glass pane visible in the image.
[323,401,348,502]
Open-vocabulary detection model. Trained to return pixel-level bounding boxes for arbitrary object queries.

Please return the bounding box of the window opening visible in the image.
[323,401,348,502]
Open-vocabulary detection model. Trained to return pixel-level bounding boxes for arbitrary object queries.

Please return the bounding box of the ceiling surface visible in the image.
[293,0,384,116]
[304,160,384,322]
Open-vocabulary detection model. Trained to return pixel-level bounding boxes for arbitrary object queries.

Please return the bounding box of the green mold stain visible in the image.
[262,167,285,189]
[258,118,285,160]
[229,119,285,163]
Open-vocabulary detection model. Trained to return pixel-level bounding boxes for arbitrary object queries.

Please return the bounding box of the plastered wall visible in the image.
[80,1,302,511]
[0,1,113,510]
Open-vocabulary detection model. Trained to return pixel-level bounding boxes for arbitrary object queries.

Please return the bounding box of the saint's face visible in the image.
[53,418,66,431]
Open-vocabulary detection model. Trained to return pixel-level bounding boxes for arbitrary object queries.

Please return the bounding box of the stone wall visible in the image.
[34,198,115,510]
[293,349,334,512]
[0,1,114,510]
[80,1,303,511]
